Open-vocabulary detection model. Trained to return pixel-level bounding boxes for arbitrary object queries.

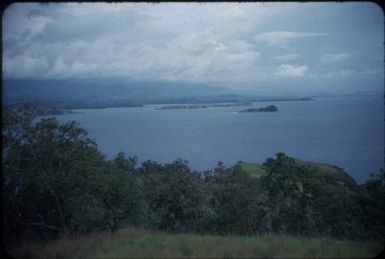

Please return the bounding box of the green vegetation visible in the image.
[9,227,383,259]
[238,158,358,190]
[236,161,266,178]
[3,105,385,257]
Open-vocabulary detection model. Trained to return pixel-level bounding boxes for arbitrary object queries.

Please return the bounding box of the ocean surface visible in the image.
[53,96,384,183]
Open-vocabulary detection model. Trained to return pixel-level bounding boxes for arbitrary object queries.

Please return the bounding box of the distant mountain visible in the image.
[3,79,246,108]
[3,79,317,109]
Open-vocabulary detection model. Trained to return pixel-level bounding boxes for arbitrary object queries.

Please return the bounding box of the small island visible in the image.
[239,105,278,113]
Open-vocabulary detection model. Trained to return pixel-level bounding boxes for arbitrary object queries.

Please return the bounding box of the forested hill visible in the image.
[3,79,315,109]
[3,79,244,108]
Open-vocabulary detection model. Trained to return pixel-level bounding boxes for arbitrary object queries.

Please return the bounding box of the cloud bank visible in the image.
[254,31,329,48]
[320,53,351,64]
[274,64,308,77]
[2,2,383,94]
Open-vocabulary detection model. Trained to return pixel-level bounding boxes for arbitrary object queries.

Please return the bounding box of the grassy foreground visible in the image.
[8,227,383,258]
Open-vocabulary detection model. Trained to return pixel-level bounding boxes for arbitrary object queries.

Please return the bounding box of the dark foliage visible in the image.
[2,105,384,247]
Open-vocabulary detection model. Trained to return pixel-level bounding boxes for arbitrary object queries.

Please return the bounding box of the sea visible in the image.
[52,96,384,183]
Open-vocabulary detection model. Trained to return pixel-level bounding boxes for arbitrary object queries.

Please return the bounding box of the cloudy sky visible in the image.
[2,2,384,94]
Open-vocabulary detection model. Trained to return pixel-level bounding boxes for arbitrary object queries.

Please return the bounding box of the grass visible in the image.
[293,158,343,174]
[238,161,266,178]
[7,227,383,258]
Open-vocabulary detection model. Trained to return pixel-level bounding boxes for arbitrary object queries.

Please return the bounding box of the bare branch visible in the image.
[27,222,61,232]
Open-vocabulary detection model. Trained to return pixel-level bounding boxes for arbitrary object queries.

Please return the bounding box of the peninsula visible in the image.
[157,102,252,110]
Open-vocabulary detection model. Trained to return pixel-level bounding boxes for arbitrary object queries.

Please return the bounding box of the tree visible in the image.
[208,163,265,234]
[3,110,107,239]
[141,159,205,232]
[259,153,365,238]
[259,153,314,234]
[3,106,146,245]
[103,152,146,233]
[357,169,385,240]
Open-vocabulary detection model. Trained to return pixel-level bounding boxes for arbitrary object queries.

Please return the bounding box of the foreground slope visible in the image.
[9,227,383,259]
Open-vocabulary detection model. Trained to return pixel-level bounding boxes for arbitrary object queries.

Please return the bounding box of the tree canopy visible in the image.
[3,105,384,247]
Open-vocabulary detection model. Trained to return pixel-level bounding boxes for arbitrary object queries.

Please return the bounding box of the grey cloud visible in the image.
[33,10,152,44]
[254,31,329,48]
[2,2,383,94]
[274,64,308,77]
[274,53,299,61]
[320,53,351,64]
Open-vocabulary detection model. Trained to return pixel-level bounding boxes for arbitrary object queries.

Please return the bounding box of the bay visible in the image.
[53,96,384,183]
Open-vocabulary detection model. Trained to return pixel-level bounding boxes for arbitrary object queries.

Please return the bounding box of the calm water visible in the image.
[54,96,384,183]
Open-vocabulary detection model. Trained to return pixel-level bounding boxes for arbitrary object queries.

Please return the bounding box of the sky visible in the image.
[2,2,384,95]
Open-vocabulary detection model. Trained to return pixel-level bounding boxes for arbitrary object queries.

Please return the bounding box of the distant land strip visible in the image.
[157,102,252,110]
[157,97,313,110]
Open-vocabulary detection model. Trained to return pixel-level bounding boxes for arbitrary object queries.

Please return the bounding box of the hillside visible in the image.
[237,161,266,178]
[237,157,358,190]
